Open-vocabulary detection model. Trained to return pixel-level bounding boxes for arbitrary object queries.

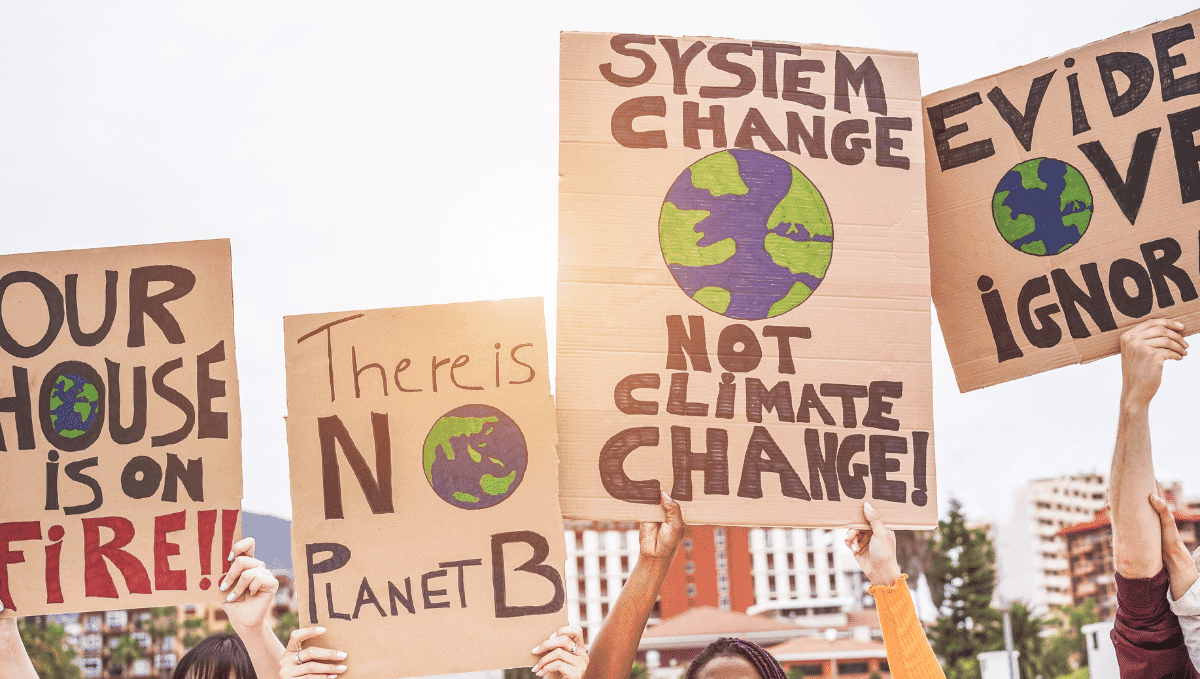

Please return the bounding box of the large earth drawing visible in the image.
[659,149,834,320]
[422,404,527,510]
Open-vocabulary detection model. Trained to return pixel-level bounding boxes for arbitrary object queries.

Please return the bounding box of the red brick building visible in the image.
[1058,507,1200,619]
[660,525,756,618]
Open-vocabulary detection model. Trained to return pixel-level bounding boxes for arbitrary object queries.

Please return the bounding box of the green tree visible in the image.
[181,617,208,649]
[1006,601,1053,679]
[108,634,143,677]
[274,611,299,646]
[16,619,82,679]
[927,498,1001,679]
[629,662,649,679]
[1059,598,1100,667]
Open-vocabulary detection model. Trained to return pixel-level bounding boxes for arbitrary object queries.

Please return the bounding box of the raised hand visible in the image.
[640,492,684,560]
[220,537,279,631]
[845,502,902,587]
[1120,318,1187,408]
[1149,492,1200,600]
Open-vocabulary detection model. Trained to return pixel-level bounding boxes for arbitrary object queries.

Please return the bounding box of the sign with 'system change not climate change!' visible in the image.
[0,239,242,617]
[284,298,565,679]
[558,32,935,529]
[925,8,1200,391]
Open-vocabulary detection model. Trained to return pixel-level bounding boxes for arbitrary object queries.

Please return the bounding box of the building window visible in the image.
[787,554,795,570]
[767,554,775,569]
[827,553,834,569]
[82,658,102,678]
[795,664,823,676]
[837,662,869,675]
[82,634,102,651]
[85,616,102,632]
[805,530,814,548]
[764,531,773,548]
[768,576,777,592]
[577,556,585,573]
[132,632,151,648]
[133,658,152,677]
[785,530,795,548]
[106,610,127,628]
[829,574,837,590]
[598,556,607,572]
[155,654,176,670]
[685,561,695,574]
[719,596,731,610]
[686,584,697,597]
[683,539,694,550]
[807,553,816,569]
[789,575,797,591]
[162,637,175,652]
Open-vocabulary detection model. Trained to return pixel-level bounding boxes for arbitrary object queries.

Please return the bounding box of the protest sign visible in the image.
[0,239,241,616]
[558,32,934,528]
[924,10,1200,391]
[284,298,566,679]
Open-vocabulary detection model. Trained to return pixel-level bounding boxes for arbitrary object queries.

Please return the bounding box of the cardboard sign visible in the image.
[924,10,1200,391]
[0,239,241,616]
[557,32,935,529]
[284,298,566,679]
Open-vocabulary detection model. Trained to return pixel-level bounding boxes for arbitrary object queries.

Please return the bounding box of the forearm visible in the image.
[870,576,944,679]
[231,619,286,679]
[584,554,673,679]
[0,624,38,679]
[1111,402,1163,578]
[1166,548,1200,601]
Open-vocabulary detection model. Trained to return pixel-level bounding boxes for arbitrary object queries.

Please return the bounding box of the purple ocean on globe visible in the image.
[659,149,834,321]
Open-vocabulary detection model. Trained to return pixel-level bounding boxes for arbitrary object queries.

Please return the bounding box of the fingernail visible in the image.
[228,551,235,562]
[337,652,347,660]
[226,592,235,602]
[218,579,229,592]
[337,666,346,672]
[317,627,326,634]
[532,647,540,654]
[864,501,874,513]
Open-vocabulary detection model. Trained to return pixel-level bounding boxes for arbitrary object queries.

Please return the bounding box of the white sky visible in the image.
[2,1,1199,525]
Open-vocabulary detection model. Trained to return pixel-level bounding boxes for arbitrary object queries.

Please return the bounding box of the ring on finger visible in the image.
[296,650,303,665]
[571,642,578,654]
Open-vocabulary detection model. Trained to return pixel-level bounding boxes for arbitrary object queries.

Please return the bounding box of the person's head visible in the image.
[172,633,256,679]
[684,638,787,679]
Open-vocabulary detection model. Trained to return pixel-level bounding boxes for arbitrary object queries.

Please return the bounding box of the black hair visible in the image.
[684,638,787,679]
[172,633,257,679]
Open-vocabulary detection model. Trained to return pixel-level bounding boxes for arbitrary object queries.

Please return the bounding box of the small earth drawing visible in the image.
[658,148,834,320]
[992,157,1093,256]
[48,373,100,439]
[422,404,527,510]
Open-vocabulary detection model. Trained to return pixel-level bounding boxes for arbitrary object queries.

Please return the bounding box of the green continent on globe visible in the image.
[763,235,832,276]
[992,191,1037,243]
[422,415,498,483]
[1014,158,1048,190]
[49,375,99,438]
[660,203,735,267]
[480,471,517,496]
[454,492,479,503]
[768,282,815,318]
[1060,167,1092,237]
[767,166,833,237]
[689,151,749,197]
[693,287,731,314]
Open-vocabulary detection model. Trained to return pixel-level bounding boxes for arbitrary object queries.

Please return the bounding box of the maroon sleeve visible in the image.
[1112,568,1200,678]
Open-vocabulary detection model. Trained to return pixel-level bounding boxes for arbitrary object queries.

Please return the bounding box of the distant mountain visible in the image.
[242,511,292,573]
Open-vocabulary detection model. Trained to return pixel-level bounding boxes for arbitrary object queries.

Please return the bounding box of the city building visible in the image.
[746,527,865,623]
[563,519,644,643]
[767,632,890,679]
[1059,502,1200,620]
[659,525,754,618]
[995,474,1107,613]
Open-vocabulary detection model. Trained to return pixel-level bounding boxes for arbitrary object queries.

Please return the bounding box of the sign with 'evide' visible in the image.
[284,298,566,679]
[926,9,1200,391]
[558,32,936,529]
[0,239,241,616]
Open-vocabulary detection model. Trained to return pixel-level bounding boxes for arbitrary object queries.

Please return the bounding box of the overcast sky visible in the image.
[2,1,1198,526]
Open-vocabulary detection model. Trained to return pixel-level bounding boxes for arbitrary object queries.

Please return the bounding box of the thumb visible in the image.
[863,502,888,535]
[1149,493,1171,519]
[661,491,684,531]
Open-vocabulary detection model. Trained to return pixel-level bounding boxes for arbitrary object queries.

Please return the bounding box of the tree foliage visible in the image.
[927,498,1001,676]
[274,611,299,646]
[16,619,82,679]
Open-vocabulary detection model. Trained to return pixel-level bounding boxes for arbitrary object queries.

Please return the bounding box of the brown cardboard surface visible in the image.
[0,239,241,616]
[924,9,1200,391]
[558,33,934,529]
[284,298,566,679]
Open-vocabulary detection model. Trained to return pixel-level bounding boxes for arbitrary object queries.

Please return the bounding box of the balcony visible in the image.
[1073,561,1097,576]
[1075,581,1098,597]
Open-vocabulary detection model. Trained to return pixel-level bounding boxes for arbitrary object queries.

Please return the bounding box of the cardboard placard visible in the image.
[557,32,934,528]
[924,10,1200,391]
[284,298,566,679]
[0,239,241,616]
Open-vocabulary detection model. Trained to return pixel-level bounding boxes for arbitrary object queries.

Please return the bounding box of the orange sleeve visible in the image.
[869,574,945,679]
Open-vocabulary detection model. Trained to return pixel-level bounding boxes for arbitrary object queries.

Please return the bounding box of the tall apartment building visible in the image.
[746,527,864,623]
[995,474,1108,613]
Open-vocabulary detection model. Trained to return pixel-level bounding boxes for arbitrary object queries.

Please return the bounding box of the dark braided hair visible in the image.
[684,638,787,679]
